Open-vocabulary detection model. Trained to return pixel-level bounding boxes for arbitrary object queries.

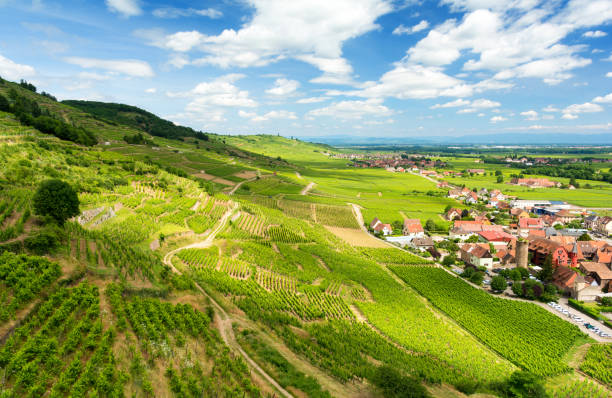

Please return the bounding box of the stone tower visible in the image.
[517,240,528,269]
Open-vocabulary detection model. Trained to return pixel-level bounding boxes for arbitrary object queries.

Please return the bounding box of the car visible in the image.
[585,324,594,329]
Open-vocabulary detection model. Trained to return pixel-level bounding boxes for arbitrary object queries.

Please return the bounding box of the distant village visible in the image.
[369,187,612,304]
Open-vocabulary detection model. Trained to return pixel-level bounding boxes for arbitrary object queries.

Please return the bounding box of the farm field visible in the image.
[1,78,611,397]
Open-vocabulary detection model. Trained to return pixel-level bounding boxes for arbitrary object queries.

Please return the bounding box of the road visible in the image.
[163,203,294,398]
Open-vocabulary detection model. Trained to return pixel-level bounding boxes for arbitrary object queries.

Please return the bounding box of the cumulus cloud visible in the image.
[105,0,142,17]
[593,92,612,103]
[607,72,612,77]
[0,54,35,80]
[392,20,429,35]
[307,98,393,120]
[430,99,470,109]
[583,30,607,38]
[64,57,154,77]
[520,110,539,120]
[296,97,329,104]
[145,88,156,94]
[265,78,300,96]
[490,116,507,123]
[542,105,559,112]
[561,101,604,119]
[170,74,258,108]
[142,0,393,85]
[152,7,222,19]
[239,109,297,122]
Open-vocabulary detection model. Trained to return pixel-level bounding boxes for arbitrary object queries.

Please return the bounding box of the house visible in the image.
[410,237,434,250]
[518,217,545,237]
[490,190,505,201]
[467,169,485,175]
[510,208,530,219]
[595,217,612,236]
[460,187,472,196]
[528,238,572,267]
[573,276,603,301]
[510,178,560,188]
[477,188,489,197]
[450,221,504,240]
[445,208,462,221]
[465,192,478,204]
[447,189,461,199]
[584,215,599,230]
[437,181,449,188]
[552,266,578,294]
[370,217,382,230]
[403,219,424,238]
[460,244,494,268]
[510,200,552,209]
[374,223,393,236]
[554,209,578,224]
[580,262,612,291]
[478,230,515,243]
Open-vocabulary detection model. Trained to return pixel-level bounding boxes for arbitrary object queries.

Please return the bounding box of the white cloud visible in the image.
[593,92,612,103]
[392,20,429,35]
[430,99,470,109]
[490,116,507,123]
[239,109,297,122]
[152,7,222,19]
[561,102,604,119]
[176,74,258,108]
[307,98,393,120]
[0,54,35,80]
[583,30,607,38]
[520,110,539,120]
[542,105,559,112]
[167,54,190,69]
[64,57,154,77]
[457,108,478,114]
[145,88,157,94]
[470,99,500,108]
[265,78,300,96]
[296,97,329,104]
[144,0,393,85]
[440,0,541,12]
[607,72,612,77]
[105,0,142,17]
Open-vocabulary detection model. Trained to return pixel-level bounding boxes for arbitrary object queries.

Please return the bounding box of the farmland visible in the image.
[1,78,611,397]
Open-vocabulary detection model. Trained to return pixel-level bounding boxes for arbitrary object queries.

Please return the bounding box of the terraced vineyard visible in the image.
[391,266,585,375]
[580,344,612,387]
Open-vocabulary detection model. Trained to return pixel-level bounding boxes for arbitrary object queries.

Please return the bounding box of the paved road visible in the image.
[163,204,294,398]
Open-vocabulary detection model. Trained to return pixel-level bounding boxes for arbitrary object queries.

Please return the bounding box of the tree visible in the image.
[495,170,502,176]
[371,365,431,398]
[577,233,591,241]
[0,94,9,112]
[444,204,452,213]
[496,176,504,183]
[512,282,523,296]
[33,179,80,225]
[425,219,436,231]
[442,254,456,267]
[470,271,484,285]
[538,254,554,282]
[507,371,546,398]
[491,275,507,292]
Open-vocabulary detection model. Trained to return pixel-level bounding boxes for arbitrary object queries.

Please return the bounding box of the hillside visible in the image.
[0,80,610,398]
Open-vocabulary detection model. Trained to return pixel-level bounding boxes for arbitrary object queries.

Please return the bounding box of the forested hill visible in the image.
[62,100,208,141]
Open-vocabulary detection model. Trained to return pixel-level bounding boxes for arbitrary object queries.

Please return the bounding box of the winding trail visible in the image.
[300,182,315,195]
[163,203,294,398]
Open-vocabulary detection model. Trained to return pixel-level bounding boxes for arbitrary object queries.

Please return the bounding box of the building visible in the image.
[528,238,571,267]
[518,217,545,237]
[370,217,382,230]
[445,208,462,221]
[490,190,505,201]
[465,192,478,204]
[510,200,552,210]
[467,169,485,175]
[403,219,425,238]
[573,276,603,302]
[584,215,599,230]
[374,223,393,236]
[580,262,612,290]
[460,244,494,268]
[447,189,461,199]
[510,208,530,219]
[552,266,578,294]
[510,178,560,188]
[595,217,612,236]
[450,221,504,240]
[478,230,515,243]
[410,237,434,250]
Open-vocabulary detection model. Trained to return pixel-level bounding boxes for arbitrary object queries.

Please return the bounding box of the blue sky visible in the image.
[0,0,611,138]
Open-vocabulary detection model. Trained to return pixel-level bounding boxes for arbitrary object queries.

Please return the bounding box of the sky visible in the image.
[0,0,611,138]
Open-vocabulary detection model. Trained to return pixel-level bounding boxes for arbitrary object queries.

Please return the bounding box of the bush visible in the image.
[24,231,59,255]
[469,271,484,285]
[506,371,546,398]
[491,275,507,292]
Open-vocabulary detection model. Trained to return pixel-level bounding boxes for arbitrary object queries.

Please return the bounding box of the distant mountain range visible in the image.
[301,133,612,146]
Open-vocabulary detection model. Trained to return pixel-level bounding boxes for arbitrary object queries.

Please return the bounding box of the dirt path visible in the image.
[228,177,256,195]
[295,172,303,180]
[300,182,315,195]
[162,204,294,398]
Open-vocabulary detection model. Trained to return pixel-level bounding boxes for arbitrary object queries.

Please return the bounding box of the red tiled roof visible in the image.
[580,262,612,279]
[403,219,424,233]
[478,230,515,242]
[519,217,544,229]
[552,266,577,289]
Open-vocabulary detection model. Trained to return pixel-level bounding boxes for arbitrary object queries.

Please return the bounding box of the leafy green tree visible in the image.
[0,94,9,112]
[425,219,436,232]
[469,271,484,285]
[538,254,554,282]
[495,170,502,176]
[507,371,547,398]
[577,233,591,241]
[33,179,80,225]
[496,176,504,183]
[371,365,431,398]
[442,254,456,267]
[491,275,507,292]
[512,282,523,296]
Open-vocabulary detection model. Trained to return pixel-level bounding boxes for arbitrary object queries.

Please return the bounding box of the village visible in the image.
[368,180,612,340]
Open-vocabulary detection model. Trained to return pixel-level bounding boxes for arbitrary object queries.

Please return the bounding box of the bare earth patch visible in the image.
[192,172,215,180]
[212,177,236,186]
[234,170,258,179]
[324,226,388,248]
